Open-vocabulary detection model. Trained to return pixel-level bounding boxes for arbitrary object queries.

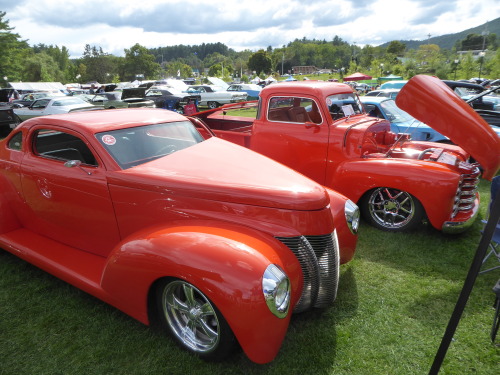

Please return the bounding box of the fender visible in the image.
[325,187,357,263]
[329,158,462,230]
[100,224,303,364]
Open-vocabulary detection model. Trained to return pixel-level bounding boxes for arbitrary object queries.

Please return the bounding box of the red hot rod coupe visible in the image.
[0,108,359,364]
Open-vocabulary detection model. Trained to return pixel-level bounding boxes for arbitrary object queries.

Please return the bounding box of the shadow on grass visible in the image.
[354,218,486,281]
[355,178,492,281]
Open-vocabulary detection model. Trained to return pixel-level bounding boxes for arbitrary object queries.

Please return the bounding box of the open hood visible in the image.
[121,87,147,99]
[396,75,500,180]
[207,77,229,90]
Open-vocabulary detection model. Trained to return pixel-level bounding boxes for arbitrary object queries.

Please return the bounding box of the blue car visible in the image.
[379,80,407,90]
[360,96,500,142]
[360,96,448,142]
[227,83,262,100]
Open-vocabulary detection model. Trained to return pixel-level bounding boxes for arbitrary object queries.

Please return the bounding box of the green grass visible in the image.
[1,180,499,375]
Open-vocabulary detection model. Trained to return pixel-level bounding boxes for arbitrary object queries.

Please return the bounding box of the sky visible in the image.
[1,0,498,58]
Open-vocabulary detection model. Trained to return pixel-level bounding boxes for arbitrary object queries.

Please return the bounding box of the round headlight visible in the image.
[262,264,291,318]
[345,199,360,234]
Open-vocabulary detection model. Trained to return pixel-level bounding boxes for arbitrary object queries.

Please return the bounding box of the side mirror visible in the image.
[305,121,320,129]
[64,159,91,175]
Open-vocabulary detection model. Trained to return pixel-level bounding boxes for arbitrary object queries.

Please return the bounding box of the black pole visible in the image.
[429,189,500,375]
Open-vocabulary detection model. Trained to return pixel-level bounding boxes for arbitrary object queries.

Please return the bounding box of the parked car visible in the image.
[10,92,60,108]
[186,85,247,109]
[227,83,262,100]
[443,80,488,106]
[354,83,372,94]
[379,80,407,90]
[364,89,400,99]
[0,108,359,364]
[360,96,448,142]
[144,86,201,112]
[13,96,98,121]
[0,107,21,137]
[443,80,500,127]
[116,87,156,108]
[78,91,155,109]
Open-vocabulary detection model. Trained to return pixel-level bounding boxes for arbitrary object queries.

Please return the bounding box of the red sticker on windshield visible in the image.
[102,135,116,145]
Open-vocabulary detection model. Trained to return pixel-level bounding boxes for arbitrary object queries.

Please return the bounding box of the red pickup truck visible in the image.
[192,75,500,233]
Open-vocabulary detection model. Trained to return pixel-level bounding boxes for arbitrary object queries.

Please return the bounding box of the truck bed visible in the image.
[199,114,254,148]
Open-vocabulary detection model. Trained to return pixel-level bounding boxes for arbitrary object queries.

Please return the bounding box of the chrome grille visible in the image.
[452,167,480,218]
[276,232,340,313]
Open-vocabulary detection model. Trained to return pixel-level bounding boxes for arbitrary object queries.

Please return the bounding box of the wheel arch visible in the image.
[101,224,301,364]
[329,159,462,230]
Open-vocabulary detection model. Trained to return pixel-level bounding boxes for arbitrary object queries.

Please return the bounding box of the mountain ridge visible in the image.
[379,17,499,50]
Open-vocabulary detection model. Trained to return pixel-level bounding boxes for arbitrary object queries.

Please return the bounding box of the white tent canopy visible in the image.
[8,82,66,92]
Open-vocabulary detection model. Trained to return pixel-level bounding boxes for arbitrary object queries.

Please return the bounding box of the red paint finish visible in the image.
[194,76,500,233]
[0,108,352,364]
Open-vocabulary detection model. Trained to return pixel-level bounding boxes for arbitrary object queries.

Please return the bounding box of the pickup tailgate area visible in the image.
[194,113,253,147]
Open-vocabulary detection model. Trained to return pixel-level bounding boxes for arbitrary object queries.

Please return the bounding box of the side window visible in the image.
[32,99,50,109]
[364,104,383,119]
[33,129,98,166]
[267,96,322,124]
[7,132,22,151]
[326,93,363,120]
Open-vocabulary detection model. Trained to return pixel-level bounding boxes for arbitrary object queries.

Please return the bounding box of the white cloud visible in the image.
[3,0,498,57]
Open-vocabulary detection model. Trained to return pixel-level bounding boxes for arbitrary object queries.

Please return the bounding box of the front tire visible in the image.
[360,187,424,232]
[207,101,219,109]
[156,279,236,361]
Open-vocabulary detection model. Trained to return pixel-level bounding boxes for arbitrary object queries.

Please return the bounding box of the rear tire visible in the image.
[207,101,219,109]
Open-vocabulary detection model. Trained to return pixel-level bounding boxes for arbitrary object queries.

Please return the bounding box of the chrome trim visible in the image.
[451,168,480,218]
[345,200,360,234]
[442,200,479,234]
[262,264,291,318]
[276,232,339,313]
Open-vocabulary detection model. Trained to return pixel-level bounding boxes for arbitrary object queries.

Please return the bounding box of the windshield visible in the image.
[379,100,415,123]
[53,97,89,106]
[326,93,363,120]
[96,121,204,169]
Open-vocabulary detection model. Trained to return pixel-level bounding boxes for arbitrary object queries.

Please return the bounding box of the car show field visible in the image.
[1,183,498,374]
[0,74,498,375]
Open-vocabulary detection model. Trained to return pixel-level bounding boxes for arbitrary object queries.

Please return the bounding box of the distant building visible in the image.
[292,66,319,75]
[457,49,490,59]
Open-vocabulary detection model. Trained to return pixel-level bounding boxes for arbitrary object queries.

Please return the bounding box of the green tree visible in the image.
[31,44,73,82]
[486,47,500,78]
[386,41,406,56]
[78,44,119,83]
[164,60,192,78]
[248,50,272,75]
[21,52,65,82]
[0,11,30,83]
[457,52,476,79]
[122,43,161,81]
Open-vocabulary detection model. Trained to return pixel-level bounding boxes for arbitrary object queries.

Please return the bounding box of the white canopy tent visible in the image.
[8,82,66,92]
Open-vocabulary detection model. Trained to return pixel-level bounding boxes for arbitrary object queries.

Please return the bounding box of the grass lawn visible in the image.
[1,179,499,375]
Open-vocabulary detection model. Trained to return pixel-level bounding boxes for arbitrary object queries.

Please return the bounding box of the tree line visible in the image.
[0,11,498,87]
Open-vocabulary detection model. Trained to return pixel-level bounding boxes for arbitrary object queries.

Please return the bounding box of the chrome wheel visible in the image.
[207,101,219,109]
[161,280,220,353]
[362,187,424,231]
